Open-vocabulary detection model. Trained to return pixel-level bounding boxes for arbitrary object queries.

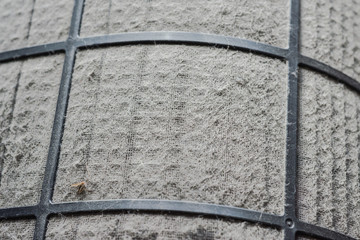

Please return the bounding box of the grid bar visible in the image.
[76,32,288,59]
[68,0,84,38]
[49,200,284,228]
[0,206,37,219]
[0,199,285,230]
[1,200,357,240]
[0,0,358,239]
[0,35,359,95]
[33,0,85,239]
[0,42,66,63]
[284,0,300,239]
[299,55,360,93]
[297,221,357,240]
[38,45,77,205]
[33,32,76,240]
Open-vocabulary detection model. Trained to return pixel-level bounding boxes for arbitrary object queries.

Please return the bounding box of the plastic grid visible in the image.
[0,0,359,239]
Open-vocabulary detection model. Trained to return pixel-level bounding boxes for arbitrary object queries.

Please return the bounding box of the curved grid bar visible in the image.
[0,200,283,228]
[0,42,65,63]
[76,32,288,59]
[0,201,357,240]
[299,55,360,93]
[0,31,287,64]
[1,36,358,93]
[296,221,356,240]
[49,200,284,228]
[0,0,359,239]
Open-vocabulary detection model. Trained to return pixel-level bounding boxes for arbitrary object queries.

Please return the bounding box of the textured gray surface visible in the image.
[0,0,33,52]
[301,0,360,81]
[298,69,360,239]
[81,0,289,47]
[0,54,63,208]
[46,213,283,239]
[0,219,35,240]
[2,0,360,239]
[27,0,73,47]
[53,45,287,215]
[0,0,73,52]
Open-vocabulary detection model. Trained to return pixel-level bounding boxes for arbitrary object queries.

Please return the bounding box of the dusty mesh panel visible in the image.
[81,0,289,48]
[53,45,287,215]
[0,54,63,208]
[298,69,360,239]
[301,0,360,81]
[0,0,33,52]
[27,0,73,46]
[0,0,73,52]
[0,219,35,240]
[46,213,283,239]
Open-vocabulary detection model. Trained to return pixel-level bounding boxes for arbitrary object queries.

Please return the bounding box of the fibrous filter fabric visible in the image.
[298,69,360,239]
[0,55,63,208]
[81,0,289,47]
[0,0,73,52]
[301,0,360,81]
[53,45,288,216]
[1,0,360,239]
[0,219,35,240]
[46,213,283,240]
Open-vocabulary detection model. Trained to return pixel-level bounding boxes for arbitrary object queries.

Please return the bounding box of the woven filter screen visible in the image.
[81,0,289,47]
[52,45,288,215]
[2,0,360,239]
[0,55,64,208]
[0,219,35,240]
[46,213,283,239]
[0,0,73,52]
[298,69,360,239]
[301,0,360,81]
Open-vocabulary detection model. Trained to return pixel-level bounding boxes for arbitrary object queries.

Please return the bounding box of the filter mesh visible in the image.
[301,0,360,81]
[0,219,35,240]
[53,45,287,215]
[298,69,360,239]
[81,0,289,47]
[1,0,360,239]
[0,0,73,52]
[27,0,73,47]
[47,213,283,239]
[0,55,63,208]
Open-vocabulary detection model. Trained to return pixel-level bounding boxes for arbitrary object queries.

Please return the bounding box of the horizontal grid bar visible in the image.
[0,200,357,240]
[49,200,284,228]
[297,221,357,240]
[76,32,288,59]
[0,200,283,229]
[0,42,65,62]
[0,205,37,219]
[0,32,358,93]
[299,55,360,93]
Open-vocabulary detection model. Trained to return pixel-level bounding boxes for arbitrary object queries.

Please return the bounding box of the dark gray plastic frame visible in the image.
[0,0,358,239]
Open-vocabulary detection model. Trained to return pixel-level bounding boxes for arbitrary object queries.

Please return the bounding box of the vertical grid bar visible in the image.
[33,0,84,239]
[284,0,300,239]
[69,0,85,39]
